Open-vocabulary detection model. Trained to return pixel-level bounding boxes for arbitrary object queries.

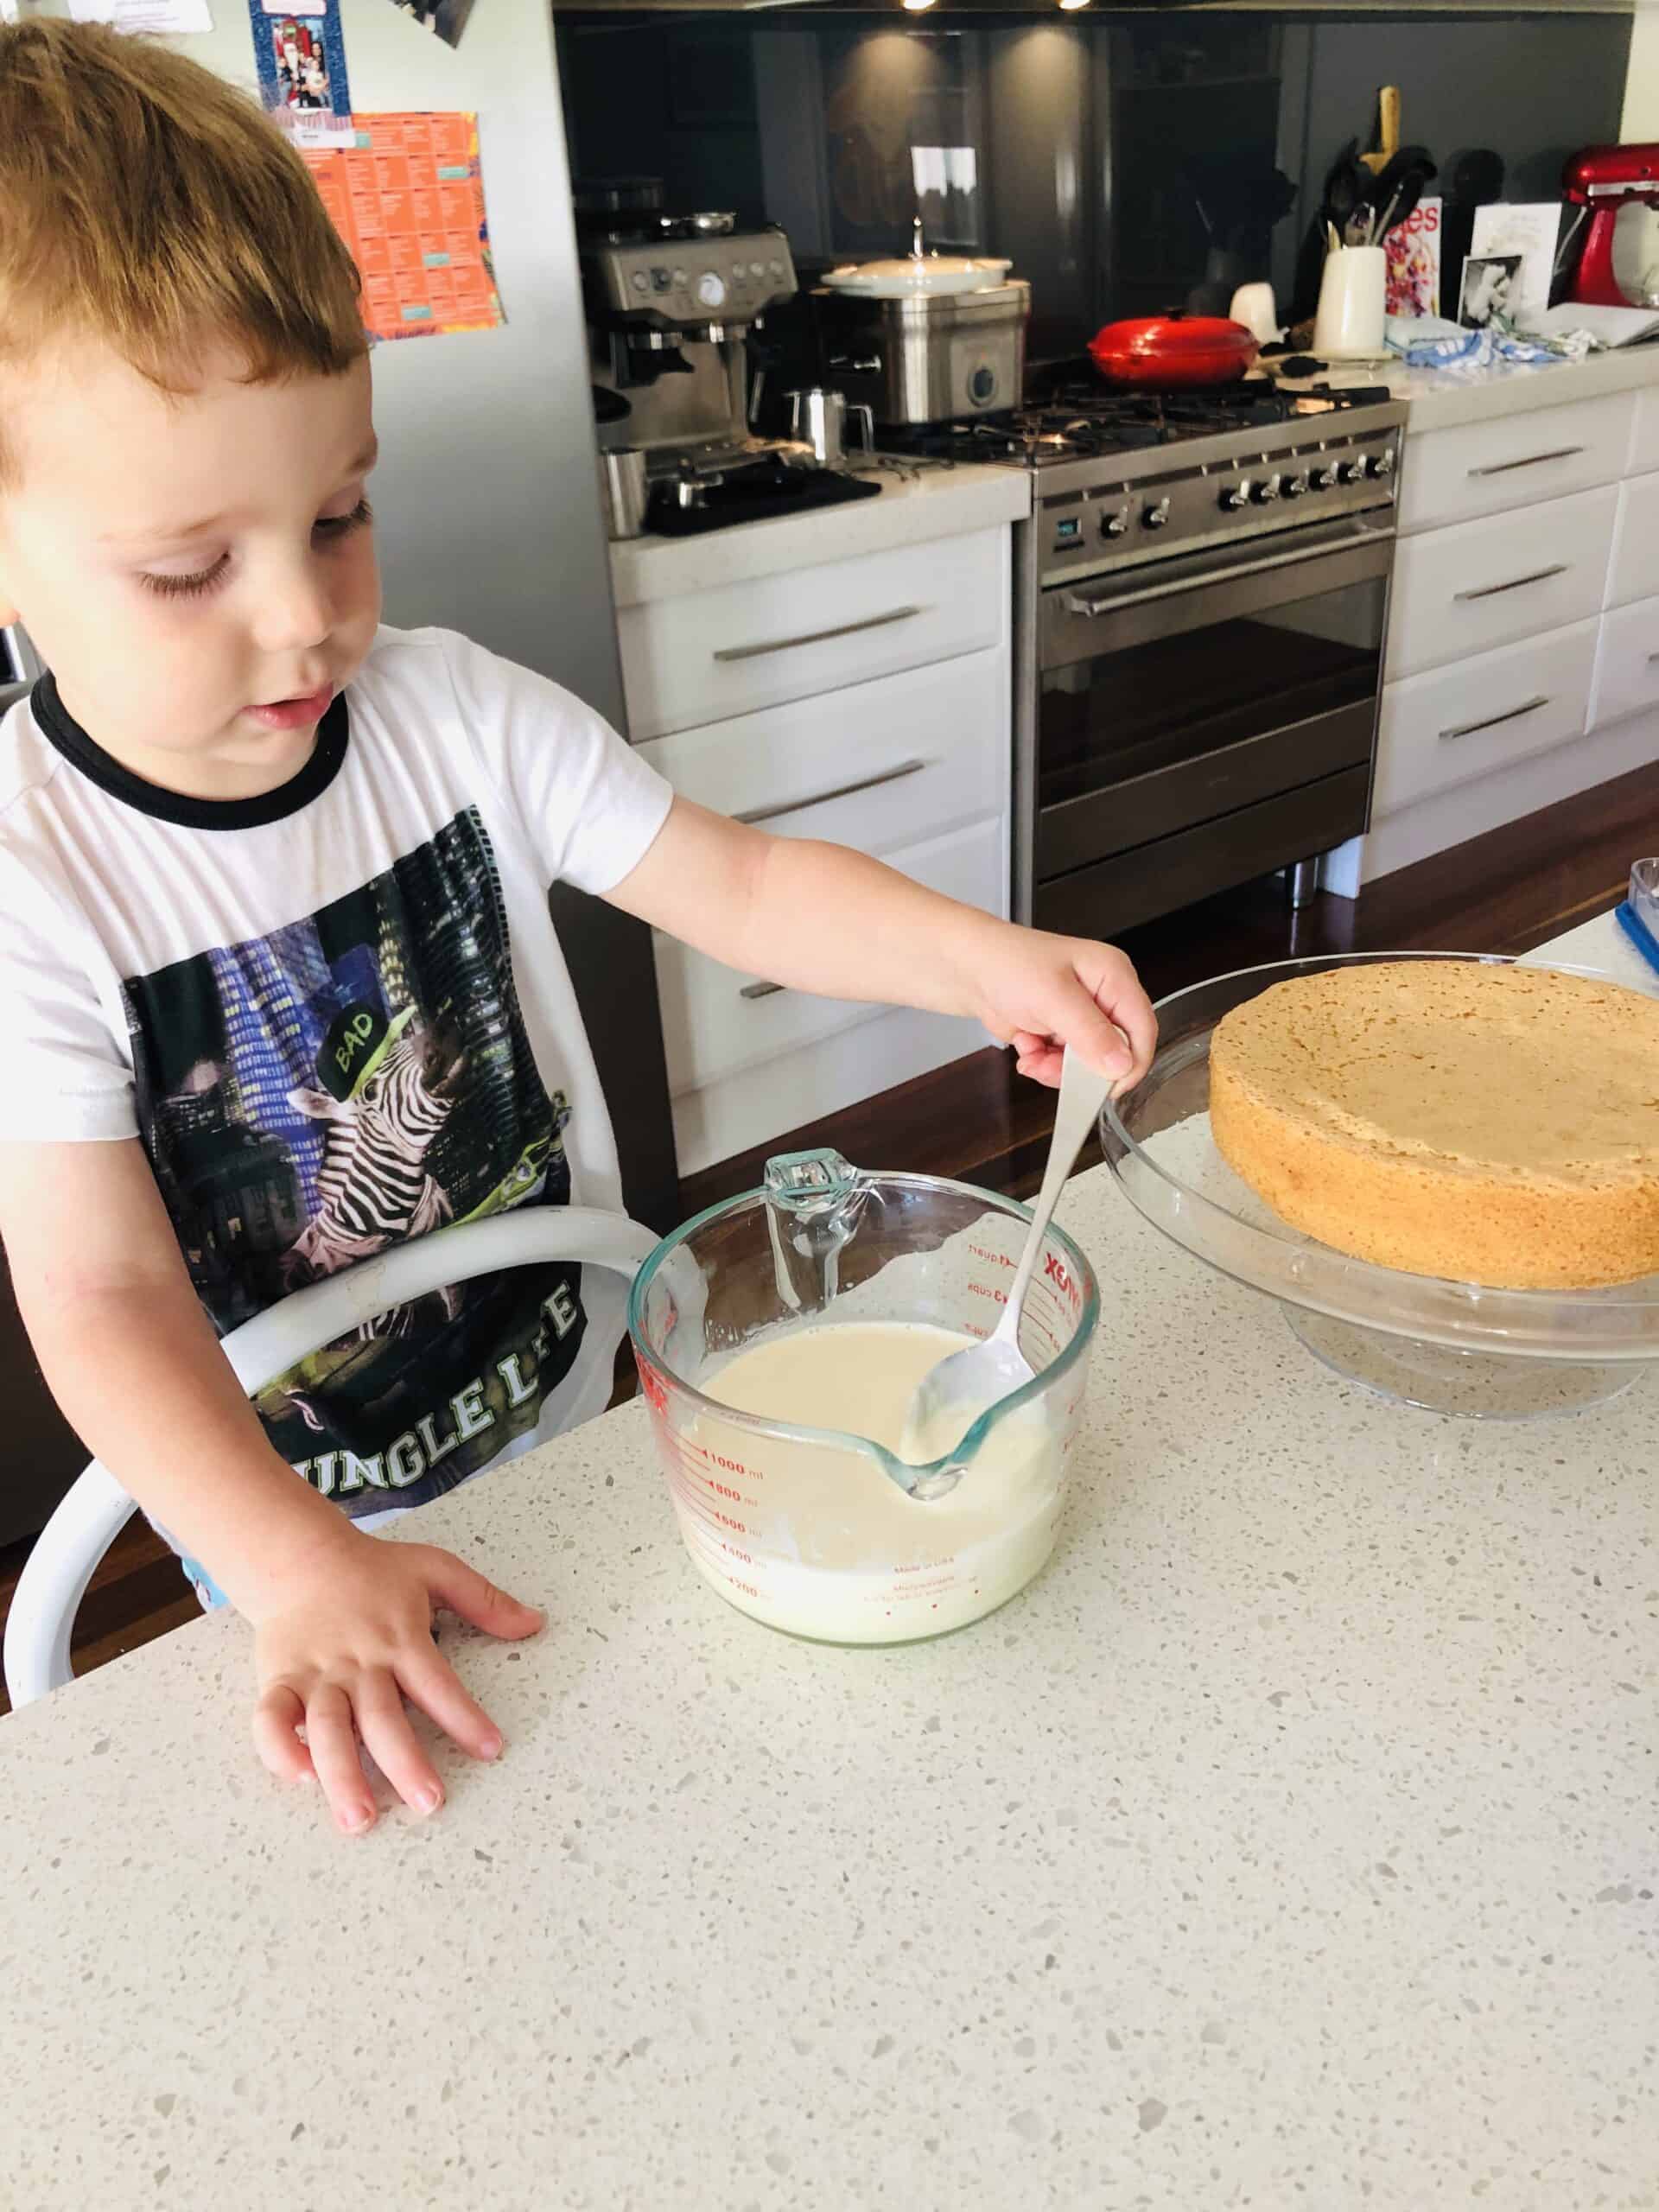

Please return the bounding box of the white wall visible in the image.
[1624,1,1659,139]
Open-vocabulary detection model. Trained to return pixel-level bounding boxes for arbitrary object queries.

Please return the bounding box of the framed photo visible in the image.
[1458,253,1522,332]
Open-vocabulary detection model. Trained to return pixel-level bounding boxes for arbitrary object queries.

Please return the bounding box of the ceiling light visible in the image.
[901,0,938,12]
[1058,1,1092,11]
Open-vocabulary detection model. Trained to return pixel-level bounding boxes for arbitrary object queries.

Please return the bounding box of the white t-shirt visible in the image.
[0,623,673,1541]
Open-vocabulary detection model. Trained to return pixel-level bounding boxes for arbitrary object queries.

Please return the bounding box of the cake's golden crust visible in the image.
[1209,963,1659,1289]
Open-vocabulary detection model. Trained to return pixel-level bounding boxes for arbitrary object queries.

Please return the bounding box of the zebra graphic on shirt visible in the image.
[281,1015,468,1330]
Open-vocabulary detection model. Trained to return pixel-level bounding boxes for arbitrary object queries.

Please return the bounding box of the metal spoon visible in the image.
[897,1047,1110,1477]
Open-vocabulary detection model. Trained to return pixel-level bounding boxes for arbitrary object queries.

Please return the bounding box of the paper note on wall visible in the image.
[69,0,214,27]
[303,113,505,342]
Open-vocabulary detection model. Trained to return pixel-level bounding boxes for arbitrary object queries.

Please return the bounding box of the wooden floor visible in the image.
[3,755,1654,1715]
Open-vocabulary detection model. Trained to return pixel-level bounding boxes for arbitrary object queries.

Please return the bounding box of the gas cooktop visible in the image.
[883,360,1397,470]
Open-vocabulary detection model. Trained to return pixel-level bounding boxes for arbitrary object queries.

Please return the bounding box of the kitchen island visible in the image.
[4,911,1656,2209]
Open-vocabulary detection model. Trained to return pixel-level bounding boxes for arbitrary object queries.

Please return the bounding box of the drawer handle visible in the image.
[1439,695,1550,742]
[1465,446,1586,479]
[713,606,925,664]
[734,757,929,827]
[1454,563,1568,603]
[739,979,786,1001]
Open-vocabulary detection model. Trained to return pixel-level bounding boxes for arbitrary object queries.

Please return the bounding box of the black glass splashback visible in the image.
[556,7,1630,360]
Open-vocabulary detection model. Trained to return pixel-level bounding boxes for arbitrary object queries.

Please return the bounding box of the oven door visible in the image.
[1032,517,1392,937]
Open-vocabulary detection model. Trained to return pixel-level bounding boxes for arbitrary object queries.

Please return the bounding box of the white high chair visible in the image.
[3,1207,659,1711]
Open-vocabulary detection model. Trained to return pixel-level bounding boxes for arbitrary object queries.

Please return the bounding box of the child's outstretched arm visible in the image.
[606,798,1158,1091]
[0,1138,541,1835]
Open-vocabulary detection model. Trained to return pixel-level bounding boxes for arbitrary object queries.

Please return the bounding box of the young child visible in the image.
[0,22,1155,1835]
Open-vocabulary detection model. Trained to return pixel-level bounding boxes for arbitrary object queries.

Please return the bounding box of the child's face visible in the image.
[0,340,381,798]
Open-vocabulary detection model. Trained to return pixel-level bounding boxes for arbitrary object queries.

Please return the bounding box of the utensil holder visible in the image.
[1313,245,1387,360]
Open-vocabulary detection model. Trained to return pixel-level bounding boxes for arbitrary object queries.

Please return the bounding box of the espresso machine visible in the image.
[577,183,882,537]
[1562,144,1659,308]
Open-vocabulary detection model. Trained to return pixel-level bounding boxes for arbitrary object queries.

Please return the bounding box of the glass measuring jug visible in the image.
[627,1150,1101,1643]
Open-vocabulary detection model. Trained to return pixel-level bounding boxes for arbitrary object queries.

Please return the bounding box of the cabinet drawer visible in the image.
[633,650,1005,858]
[1607,473,1659,610]
[1395,392,1633,536]
[654,813,1004,1097]
[1373,619,1599,817]
[1630,387,1659,476]
[1590,596,1659,730]
[618,526,1007,741]
[1386,485,1615,679]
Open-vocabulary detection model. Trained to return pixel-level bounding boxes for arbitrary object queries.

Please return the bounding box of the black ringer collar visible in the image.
[31,671,349,831]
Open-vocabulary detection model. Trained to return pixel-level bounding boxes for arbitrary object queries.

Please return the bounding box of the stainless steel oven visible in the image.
[1006,392,1406,938]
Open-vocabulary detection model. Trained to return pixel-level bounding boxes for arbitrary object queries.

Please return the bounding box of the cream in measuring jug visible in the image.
[687,1319,1063,1642]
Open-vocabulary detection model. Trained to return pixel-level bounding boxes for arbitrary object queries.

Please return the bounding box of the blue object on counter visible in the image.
[1615,899,1659,979]
[1385,323,1573,371]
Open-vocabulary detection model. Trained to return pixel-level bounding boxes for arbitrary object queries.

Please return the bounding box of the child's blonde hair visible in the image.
[0,17,365,472]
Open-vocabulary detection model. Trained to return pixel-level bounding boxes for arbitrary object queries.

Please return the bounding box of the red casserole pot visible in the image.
[1087,312,1259,387]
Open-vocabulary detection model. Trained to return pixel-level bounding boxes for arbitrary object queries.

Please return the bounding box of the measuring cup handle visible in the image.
[849,403,876,460]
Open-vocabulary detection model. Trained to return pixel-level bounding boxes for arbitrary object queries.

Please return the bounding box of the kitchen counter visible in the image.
[607,459,1030,609]
[4,912,1657,2208]
[1281,332,1659,435]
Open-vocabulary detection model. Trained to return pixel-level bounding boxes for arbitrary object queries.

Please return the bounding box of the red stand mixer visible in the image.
[1562,143,1659,307]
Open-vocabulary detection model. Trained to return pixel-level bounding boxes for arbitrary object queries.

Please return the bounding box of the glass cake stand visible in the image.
[1097,951,1659,1420]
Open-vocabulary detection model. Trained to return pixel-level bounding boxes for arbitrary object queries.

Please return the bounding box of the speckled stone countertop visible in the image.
[4,917,1657,2209]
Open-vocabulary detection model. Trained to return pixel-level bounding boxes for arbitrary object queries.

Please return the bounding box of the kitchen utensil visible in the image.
[785,385,874,468]
[1228,282,1281,345]
[820,214,1012,299]
[628,1150,1099,1641]
[1313,245,1387,359]
[897,1050,1109,1466]
[1360,86,1402,177]
[1563,144,1659,307]
[817,276,1030,424]
[1087,311,1259,387]
[596,447,649,539]
[1321,138,1365,234]
[1099,951,1659,1421]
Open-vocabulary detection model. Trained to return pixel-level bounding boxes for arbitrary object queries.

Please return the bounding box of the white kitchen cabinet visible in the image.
[654,815,1004,1104]
[1395,391,1633,537]
[1340,372,1659,894]
[616,506,1014,1177]
[1386,485,1616,679]
[1372,618,1599,818]
[1606,471,1659,610]
[1589,594,1659,730]
[1629,386,1659,475]
[632,650,1003,860]
[617,525,1007,741]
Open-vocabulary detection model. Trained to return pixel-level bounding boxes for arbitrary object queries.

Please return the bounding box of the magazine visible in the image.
[1384,198,1441,320]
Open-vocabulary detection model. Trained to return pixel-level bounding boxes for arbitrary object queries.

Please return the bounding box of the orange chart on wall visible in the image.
[303,111,505,342]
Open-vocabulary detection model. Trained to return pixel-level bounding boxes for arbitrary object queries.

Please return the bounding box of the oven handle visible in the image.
[1059,524,1392,620]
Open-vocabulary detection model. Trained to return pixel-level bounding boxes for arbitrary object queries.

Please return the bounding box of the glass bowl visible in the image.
[1097,951,1659,1419]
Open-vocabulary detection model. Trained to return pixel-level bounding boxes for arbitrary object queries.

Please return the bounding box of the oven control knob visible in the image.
[1335,459,1363,486]
[1103,505,1133,538]
[1369,448,1396,480]
[1310,466,1336,491]
[1219,480,1252,512]
[1142,498,1172,530]
[1251,475,1281,505]
[1283,473,1310,499]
